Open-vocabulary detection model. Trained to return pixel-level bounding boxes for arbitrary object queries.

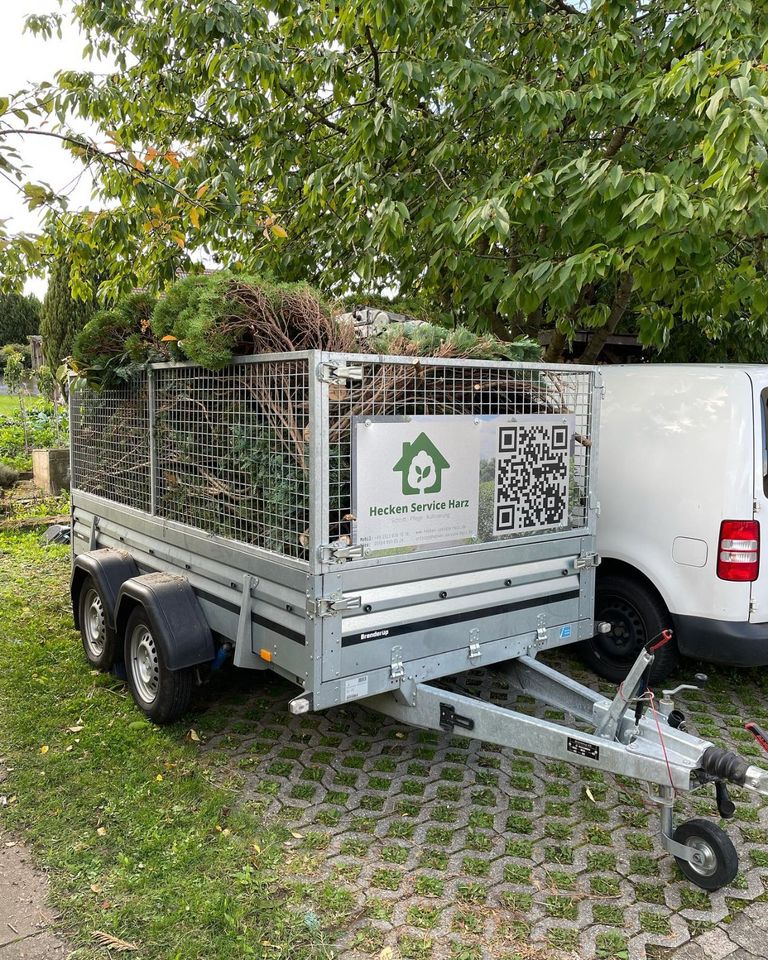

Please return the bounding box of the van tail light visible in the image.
[717,520,760,581]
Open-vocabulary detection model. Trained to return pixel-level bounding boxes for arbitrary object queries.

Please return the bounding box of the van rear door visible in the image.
[749,371,768,623]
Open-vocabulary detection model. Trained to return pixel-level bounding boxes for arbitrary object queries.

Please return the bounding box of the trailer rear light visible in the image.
[717,520,760,581]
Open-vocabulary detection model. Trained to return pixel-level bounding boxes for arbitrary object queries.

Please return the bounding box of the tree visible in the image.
[39,259,98,369]
[0,293,40,347]
[3,350,31,450]
[3,1,768,362]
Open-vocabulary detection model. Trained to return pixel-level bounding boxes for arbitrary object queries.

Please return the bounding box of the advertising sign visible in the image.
[353,416,481,554]
[353,414,575,556]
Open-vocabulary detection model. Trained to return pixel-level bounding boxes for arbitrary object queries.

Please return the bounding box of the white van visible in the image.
[585,364,768,681]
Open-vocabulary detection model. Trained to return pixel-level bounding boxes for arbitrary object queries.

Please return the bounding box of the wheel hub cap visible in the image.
[596,597,645,661]
[130,626,160,704]
[84,590,105,656]
[686,838,718,877]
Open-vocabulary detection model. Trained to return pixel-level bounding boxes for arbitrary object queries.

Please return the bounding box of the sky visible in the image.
[0,0,98,297]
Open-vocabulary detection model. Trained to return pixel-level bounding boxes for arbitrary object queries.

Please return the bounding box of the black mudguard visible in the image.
[71,549,139,631]
[115,573,215,671]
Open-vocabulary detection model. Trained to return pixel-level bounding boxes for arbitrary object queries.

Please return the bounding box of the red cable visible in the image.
[650,692,676,793]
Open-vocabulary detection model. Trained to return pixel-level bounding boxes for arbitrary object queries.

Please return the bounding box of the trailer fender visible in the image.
[71,549,139,632]
[115,573,215,671]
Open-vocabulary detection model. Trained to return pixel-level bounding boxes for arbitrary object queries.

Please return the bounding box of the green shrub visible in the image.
[72,292,159,386]
[0,343,32,369]
[151,273,241,368]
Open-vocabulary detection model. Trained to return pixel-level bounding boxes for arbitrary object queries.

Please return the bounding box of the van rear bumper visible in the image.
[674,614,768,666]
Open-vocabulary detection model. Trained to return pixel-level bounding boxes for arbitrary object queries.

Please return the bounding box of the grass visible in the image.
[0,529,343,959]
[0,393,22,416]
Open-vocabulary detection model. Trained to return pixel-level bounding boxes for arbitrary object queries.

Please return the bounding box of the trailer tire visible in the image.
[78,575,118,670]
[672,819,738,890]
[583,571,678,684]
[124,606,193,724]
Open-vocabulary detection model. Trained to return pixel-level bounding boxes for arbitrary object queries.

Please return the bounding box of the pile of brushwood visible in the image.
[71,275,567,557]
[71,273,540,386]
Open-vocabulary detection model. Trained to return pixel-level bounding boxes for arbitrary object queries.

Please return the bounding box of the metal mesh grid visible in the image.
[152,360,310,558]
[327,359,595,551]
[70,359,311,560]
[70,355,594,562]
[70,380,151,511]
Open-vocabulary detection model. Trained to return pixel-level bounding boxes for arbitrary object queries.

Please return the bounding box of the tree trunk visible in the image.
[543,328,568,363]
[578,273,634,365]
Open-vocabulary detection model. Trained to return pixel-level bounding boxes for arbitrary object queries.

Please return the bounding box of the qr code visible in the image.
[494,420,570,535]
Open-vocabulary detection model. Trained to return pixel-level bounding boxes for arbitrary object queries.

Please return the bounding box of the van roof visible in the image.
[603,363,768,371]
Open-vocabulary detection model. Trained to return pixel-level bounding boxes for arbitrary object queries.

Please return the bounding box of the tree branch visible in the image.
[578,272,634,364]
[364,26,381,89]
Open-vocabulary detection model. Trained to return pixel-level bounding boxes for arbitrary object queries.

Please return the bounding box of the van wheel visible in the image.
[583,572,678,684]
[124,606,193,724]
[78,575,118,670]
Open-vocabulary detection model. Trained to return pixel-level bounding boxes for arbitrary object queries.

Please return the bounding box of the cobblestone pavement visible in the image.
[196,653,768,960]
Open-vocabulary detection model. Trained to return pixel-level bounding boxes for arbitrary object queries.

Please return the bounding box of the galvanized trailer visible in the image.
[68,351,768,889]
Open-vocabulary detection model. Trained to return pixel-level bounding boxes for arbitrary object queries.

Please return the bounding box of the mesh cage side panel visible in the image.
[70,379,151,511]
[152,361,310,558]
[327,361,595,549]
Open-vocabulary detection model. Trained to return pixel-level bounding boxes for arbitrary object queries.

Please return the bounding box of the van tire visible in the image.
[123,606,193,724]
[583,571,678,684]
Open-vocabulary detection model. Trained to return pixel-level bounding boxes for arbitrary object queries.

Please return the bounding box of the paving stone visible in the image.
[198,652,768,960]
[728,915,766,955]
[667,943,709,960]
[693,927,739,960]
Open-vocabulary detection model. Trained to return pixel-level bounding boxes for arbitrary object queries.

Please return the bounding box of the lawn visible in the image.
[0,393,22,416]
[0,528,342,959]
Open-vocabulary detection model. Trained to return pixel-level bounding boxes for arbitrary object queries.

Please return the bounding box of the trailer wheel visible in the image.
[124,606,193,724]
[78,575,118,670]
[583,572,678,684]
[672,819,738,890]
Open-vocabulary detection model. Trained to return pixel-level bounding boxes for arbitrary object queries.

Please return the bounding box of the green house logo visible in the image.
[393,432,450,495]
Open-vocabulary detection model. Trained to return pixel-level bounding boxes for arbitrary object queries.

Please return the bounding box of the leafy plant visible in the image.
[0,402,68,472]
[4,2,768,362]
[72,291,161,387]
[3,350,31,451]
[0,343,31,369]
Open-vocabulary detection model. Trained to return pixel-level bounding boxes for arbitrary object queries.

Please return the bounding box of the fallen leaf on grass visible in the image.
[585,786,596,803]
[96,827,107,837]
[379,948,396,960]
[90,884,102,893]
[39,745,49,754]
[187,729,201,742]
[67,726,84,733]
[91,931,139,952]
